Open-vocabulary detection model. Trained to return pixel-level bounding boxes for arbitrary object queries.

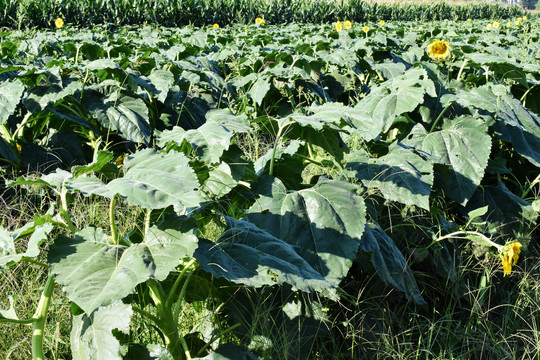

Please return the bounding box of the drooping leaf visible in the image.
[107,149,204,211]
[70,302,132,360]
[88,91,151,145]
[0,136,18,165]
[0,79,24,125]
[0,296,19,321]
[246,176,366,285]
[0,222,54,269]
[404,116,491,205]
[360,223,426,304]
[464,179,537,236]
[450,84,540,167]
[195,218,332,293]
[346,143,433,210]
[23,81,81,113]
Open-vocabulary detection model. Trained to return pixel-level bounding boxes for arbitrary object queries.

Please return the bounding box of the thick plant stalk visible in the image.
[32,273,55,360]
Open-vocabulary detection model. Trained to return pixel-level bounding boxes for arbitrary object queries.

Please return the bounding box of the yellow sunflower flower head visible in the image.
[522,15,527,20]
[335,21,343,32]
[379,20,385,26]
[55,17,64,29]
[486,23,492,30]
[427,39,451,60]
[255,17,265,26]
[493,21,499,29]
[500,242,522,276]
[507,21,512,27]
[363,25,370,33]
[467,18,472,22]
[213,23,219,29]
[344,20,352,29]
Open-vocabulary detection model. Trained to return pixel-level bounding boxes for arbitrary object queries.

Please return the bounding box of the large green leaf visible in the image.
[0,79,24,125]
[107,149,204,211]
[182,122,232,164]
[449,84,540,167]
[143,214,198,281]
[195,218,332,293]
[66,175,116,199]
[352,68,436,138]
[147,69,175,103]
[204,163,240,197]
[49,228,155,314]
[360,223,426,304]
[247,76,271,106]
[346,143,433,210]
[0,136,18,164]
[50,215,198,314]
[23,81,81,113]
[308,103,381,142]
[205,109,252,134]
[246,176,366,285]
[70,302,132,360]
[404,116,491,205]
[88,91,151,145]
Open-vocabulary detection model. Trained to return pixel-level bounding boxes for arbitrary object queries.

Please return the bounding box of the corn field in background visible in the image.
[0,0,528,29]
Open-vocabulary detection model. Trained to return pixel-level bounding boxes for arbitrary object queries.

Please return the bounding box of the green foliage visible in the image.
[1,17,539,360]
[0,0,528,29]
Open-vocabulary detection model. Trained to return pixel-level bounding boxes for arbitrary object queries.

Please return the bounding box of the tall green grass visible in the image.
[0,0,527,29]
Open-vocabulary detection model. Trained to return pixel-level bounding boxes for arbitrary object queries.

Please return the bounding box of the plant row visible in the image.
[0,0,528,29]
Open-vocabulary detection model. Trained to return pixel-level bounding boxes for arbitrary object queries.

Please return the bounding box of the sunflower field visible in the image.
[0,7,539,360]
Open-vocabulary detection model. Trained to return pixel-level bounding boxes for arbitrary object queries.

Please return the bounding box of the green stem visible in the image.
[12,112,32,140]
[80,69,89,100]
[147,280,183,358]
[0,317,35,325]
[144,209,152,236]
[429,101,454,133]
[269,125,285,176]
[131,305,160,324]
[21,258,50,268]
[172,268,195,324]
[60,188,76,234]
[430,230,503,251]
[456,58,468,81]
[165,258,196,309]
[32,273,54,360]
[110,195,119,245]
[520,84,538,107]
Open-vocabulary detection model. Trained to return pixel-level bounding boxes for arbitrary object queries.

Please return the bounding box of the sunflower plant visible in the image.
[54,17,63,29]
[427,39,450,60]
